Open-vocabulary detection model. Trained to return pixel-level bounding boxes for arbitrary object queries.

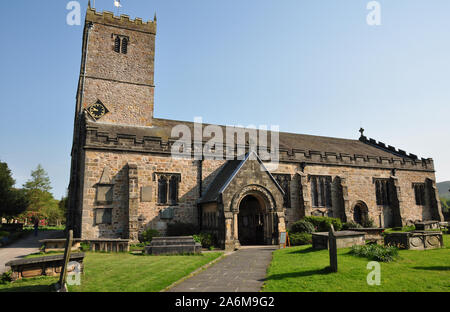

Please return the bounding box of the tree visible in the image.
[0,161,15,207]
[23,164,52,193]
[0,161,30,222]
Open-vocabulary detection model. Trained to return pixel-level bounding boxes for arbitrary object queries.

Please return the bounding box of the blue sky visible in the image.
[0,0,449,199]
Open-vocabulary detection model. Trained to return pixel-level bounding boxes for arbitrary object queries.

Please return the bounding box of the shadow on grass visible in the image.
[0,283,54,293]
[412,266,450,271]
[264,267,333,281]
[287,247,323,255]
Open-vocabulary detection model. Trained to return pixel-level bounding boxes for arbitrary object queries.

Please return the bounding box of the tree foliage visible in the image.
[0,161,29,220]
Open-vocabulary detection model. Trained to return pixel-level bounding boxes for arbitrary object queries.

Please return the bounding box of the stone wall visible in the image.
[82,8,156,127]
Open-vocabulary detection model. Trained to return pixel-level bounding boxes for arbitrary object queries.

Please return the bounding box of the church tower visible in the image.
[68,4,157,237]
[75,4,157,127]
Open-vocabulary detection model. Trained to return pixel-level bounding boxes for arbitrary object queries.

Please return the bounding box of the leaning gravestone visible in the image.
[56,230,73,292]
[329,225,338,272]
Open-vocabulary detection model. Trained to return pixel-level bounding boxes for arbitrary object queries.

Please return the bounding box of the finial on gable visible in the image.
[359,127,365,138]
[88,0,91,9]
[154,12,157,22]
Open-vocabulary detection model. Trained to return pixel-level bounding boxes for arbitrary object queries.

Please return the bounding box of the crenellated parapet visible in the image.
[86,6,156,34]
[359,135,425,162]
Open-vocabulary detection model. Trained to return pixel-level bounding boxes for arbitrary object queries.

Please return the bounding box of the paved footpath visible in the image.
[168,246,278,292]
[0,230,63,274]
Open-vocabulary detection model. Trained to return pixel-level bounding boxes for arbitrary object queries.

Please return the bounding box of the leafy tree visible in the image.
[0,161,15,208]
[0,161,29,222]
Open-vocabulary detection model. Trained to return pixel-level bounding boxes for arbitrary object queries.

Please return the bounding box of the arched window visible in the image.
[114,36,121,53]
[158,176,168,204]
[121,37,128,54]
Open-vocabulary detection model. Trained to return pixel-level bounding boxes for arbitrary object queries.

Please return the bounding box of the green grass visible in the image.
[263,235,450,292]
[0,252,222,292]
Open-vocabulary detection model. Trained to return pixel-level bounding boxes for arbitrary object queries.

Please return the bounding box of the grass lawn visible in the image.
[0,252,222,292]
[263,235,450,292]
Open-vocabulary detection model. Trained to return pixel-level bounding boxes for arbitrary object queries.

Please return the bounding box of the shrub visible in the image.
[193,233,216,249]
[304,216,343,232]
[80,242,91,252]
[362,218,375,228]
[140,228,160,244]
[350,244,399,262]
[0,231,10,238]
[0,271,12,285]
[291,220,315,234]
[289,233,312,246]
[342,222,362,230]
[166,223,199,236]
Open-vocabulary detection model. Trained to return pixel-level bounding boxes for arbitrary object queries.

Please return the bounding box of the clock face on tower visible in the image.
[87,100,109,120]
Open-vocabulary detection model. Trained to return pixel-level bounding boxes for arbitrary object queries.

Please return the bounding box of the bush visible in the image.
[0,231,10,238]
[304,216,343,232]
[140,228,160,244]
[350,244,399,262]
[80,242,91,252]
[342,222,362,230]
[362,218,375,228]
[0,271,12,285]
[291,220,315,234]
[166,223,199,236]
[193,233,216,249]
[289,233,312,246]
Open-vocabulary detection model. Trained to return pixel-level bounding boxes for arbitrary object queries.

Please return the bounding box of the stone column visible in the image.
[339,177,351,222]
[299,173,312,217]
[224,212,235,251]
[127,163,139,243]
[233,213,239,240]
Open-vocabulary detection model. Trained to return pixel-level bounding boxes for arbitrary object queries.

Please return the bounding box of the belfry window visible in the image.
[156,173,181,205]
[413,183,426,206]
[113,35,129,54]
[310,175,332,208]
[375,179,390,206]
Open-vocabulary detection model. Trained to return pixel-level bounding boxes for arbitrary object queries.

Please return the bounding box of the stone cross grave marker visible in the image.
[329,224,338,272]
[57,229,73,292]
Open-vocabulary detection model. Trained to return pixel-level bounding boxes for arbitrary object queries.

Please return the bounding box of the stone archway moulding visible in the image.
[229,185,277,213]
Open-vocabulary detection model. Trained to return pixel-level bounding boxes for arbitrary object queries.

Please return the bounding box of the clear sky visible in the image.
[0,0,449,199]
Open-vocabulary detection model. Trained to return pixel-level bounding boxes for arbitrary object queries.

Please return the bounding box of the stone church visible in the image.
[67,5,443,250]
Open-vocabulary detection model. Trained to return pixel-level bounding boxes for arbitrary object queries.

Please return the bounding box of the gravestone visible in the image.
[56,230,73,292]
[329,225,338,272]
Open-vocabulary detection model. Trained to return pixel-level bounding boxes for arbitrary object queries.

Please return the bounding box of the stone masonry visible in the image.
[67,6,443,249]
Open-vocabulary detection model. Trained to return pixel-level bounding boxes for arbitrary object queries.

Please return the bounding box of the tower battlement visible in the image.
[86,6,156,34]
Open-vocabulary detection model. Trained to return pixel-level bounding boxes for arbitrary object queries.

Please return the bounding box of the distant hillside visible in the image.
[437,181,450,198]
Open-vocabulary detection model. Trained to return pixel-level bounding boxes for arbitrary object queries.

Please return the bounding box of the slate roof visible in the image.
[198,152,285,204]
[86,117,421,160]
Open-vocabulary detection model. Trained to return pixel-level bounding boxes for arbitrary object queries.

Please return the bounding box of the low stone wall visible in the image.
[145,237,202,255]
[6,253,85,281]
[312,231,365,250]
[384,231,444,250]
[85,239,130,252]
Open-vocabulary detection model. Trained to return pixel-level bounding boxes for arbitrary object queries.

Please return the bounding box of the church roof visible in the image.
[83,117,434,171]
[198,152,285,204]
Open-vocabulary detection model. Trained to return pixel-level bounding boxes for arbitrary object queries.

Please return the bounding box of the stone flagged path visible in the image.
[168,246,277,292]
[0,231,63,274]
